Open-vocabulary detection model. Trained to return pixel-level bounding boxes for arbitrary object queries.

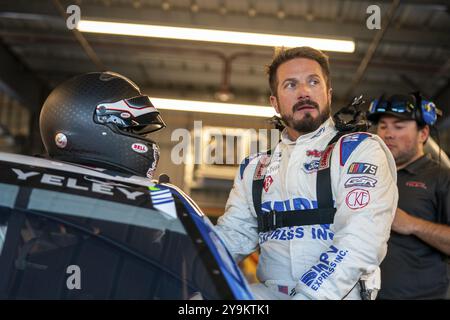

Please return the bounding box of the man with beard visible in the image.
[215,47,398,300]
[368,94,450,299]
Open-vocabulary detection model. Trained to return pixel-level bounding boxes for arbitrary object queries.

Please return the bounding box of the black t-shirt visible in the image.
[378,154,450,299]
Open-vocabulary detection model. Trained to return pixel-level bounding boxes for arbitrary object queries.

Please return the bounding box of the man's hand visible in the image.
[391,208,417,235]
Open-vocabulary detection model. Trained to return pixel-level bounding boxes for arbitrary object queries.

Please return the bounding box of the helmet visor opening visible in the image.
[95,95,166,134]
[129,114,166,134]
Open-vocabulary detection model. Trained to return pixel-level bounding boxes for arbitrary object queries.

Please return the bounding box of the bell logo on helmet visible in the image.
[55,133,68,149]
[132,143,148,154]
[120,112,131,119]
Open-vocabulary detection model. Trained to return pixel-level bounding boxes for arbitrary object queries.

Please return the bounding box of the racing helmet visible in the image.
[40,71,166,178]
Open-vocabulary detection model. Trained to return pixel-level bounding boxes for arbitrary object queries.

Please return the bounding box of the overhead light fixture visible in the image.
[77,20,355,53]
[149,97,276,118]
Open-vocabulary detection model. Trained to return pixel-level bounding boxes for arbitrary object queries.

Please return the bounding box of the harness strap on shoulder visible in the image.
[252,150,272,222]
[254,132,346,233]
[316,133,345,210]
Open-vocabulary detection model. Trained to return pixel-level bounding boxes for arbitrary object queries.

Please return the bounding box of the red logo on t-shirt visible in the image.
[405,181,427,190]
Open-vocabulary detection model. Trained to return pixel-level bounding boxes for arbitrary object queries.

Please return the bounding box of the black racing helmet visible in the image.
[40,71,166,178]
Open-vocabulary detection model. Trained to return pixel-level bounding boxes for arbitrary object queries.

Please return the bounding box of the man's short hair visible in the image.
[266,46,331,96]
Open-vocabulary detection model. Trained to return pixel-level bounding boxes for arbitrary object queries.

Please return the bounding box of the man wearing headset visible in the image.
[368,93,450,299]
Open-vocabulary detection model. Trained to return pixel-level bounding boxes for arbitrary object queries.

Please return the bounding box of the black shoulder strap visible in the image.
[316,132,346,210]
[252,150,272,221]
[254,132,346,233]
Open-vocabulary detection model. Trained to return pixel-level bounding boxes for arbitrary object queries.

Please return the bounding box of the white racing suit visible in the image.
[215,118,398,300]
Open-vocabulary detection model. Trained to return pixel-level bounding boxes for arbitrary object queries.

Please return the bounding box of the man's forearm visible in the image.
[412,218,450,255]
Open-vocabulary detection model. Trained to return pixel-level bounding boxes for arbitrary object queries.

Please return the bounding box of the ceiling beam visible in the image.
[51,0,106,71]
[344,0,401,99]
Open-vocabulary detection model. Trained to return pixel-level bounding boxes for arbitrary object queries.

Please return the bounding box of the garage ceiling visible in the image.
[0,0,449,116]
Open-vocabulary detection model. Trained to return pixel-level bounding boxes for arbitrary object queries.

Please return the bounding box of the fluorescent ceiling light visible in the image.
[150,97,276,118]
[77,20,355,53]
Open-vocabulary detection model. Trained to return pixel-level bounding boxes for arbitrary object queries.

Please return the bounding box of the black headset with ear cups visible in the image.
[411,92,426,126]
[368,92,442,126]
[410,91,442,127]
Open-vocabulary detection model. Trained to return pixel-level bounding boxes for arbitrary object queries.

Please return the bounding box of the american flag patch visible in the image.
[278,285,289,295]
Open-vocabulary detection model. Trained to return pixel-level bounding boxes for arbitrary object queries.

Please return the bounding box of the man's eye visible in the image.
[309,79,319,85]
[285,82,296,88]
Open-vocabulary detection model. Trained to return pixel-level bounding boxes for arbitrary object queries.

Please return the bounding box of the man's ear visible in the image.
[270,95,280,114]
[328,87,333,105]
[419,125,430,144]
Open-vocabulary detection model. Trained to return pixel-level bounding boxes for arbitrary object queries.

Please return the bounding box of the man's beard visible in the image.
[393,144,419,168]
[280,98,331,134]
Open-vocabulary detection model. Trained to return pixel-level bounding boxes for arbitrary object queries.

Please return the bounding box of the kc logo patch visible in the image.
[345,189,370,210]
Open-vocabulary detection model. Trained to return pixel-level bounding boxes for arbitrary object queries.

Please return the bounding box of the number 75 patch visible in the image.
[347,162,378,175]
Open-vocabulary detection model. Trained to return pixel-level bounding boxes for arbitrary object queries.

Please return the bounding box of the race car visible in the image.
[0,152,253,300]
